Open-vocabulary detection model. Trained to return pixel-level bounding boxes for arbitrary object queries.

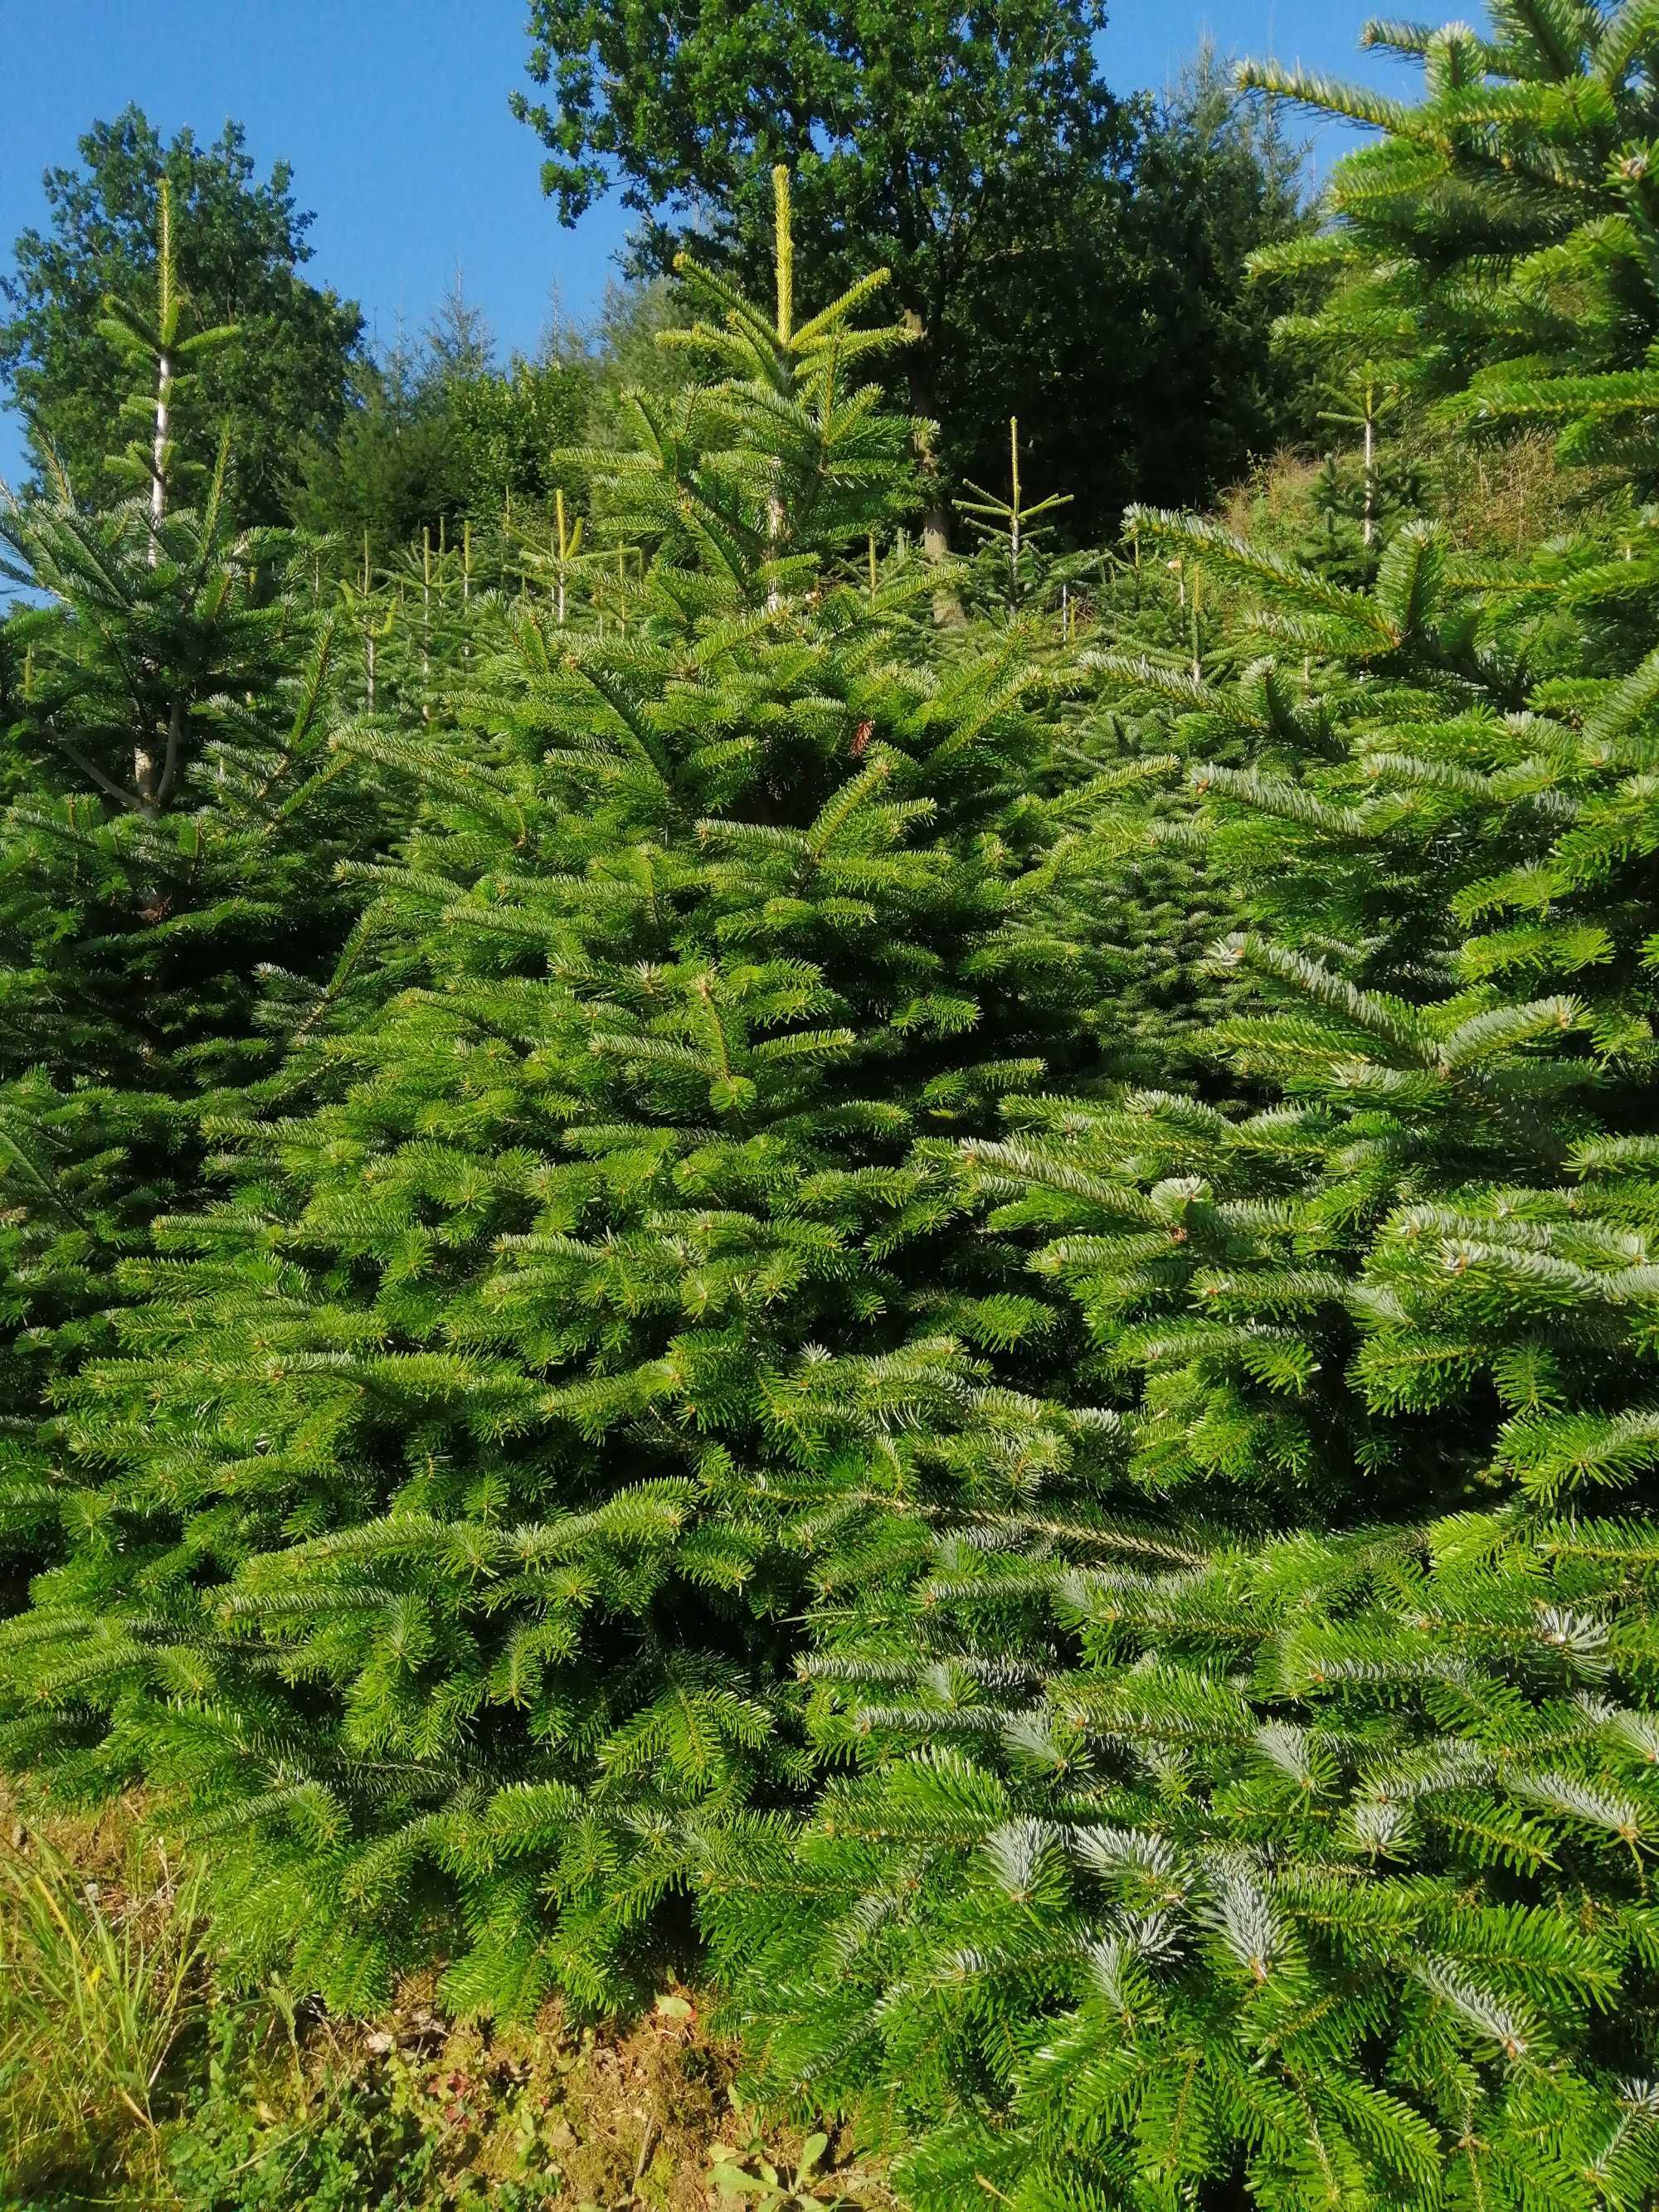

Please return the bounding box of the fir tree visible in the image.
[1,109,364,525]
[0,178,1103,2017]
[956,417,1079,622]
[0,193,385,1582]
[708,509,1659,2210]
[1244,5,1659,492]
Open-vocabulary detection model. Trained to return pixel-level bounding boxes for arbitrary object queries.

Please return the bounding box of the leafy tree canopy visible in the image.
[0,107,365,523]
[512,0,1122,542]
[513,5,1306,540]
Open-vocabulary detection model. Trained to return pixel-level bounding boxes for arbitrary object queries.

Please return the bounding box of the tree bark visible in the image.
[148,348,171,559]
[902,311,966,627]
[134,345,173,809]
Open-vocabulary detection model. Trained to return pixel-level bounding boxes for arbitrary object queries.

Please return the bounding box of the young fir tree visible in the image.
[0,186,380,1590]
[1244,5,1659,492]
[707,514,1659,2210]
[974,502,1311,1108]
[0,177,1107,2016]
[956,416,1087,625]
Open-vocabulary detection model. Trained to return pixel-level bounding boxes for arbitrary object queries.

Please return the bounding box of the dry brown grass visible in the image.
[1214,424,1594,570]
[283,1976,888,2209]
[1432,427,1580,558]
[1218,446,1326,543]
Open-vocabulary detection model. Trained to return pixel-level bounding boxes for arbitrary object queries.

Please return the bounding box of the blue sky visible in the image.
[1,1,1411,490]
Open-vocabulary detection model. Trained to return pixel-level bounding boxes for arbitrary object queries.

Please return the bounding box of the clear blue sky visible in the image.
[0,1,1413,491]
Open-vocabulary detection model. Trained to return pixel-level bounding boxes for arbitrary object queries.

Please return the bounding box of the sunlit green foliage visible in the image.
[8,19,1659,2211]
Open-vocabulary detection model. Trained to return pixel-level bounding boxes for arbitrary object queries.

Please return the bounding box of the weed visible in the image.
[706,2093,878,2208]
[0,1799,205,2205]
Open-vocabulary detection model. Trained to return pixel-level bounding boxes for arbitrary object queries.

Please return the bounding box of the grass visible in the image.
[0,1788,888,2211]
[0,1792,206,2206]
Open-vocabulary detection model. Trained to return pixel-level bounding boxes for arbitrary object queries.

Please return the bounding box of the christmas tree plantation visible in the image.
[9,16,1659,2208]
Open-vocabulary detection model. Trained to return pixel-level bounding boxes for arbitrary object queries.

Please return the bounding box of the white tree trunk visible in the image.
[1363,410,1375,548]
[134,348,173,804]
[148,349,171,562]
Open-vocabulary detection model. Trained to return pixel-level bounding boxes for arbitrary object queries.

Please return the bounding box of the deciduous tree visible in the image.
[1,107,363,524]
